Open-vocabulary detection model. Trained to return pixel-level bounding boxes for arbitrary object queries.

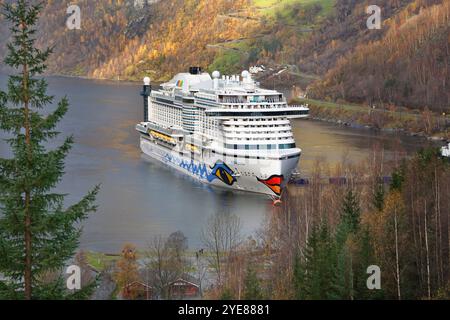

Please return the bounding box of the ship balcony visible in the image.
[223,132,294,140]
[206,105,309,119]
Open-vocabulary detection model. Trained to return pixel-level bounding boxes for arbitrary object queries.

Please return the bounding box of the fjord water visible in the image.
[0,75,426,252]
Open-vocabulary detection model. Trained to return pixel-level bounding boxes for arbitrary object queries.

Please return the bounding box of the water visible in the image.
[0,75,427,252]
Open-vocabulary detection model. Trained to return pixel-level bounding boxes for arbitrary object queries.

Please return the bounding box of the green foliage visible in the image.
[0,0,99,299]
[333,189,361,299]
[243,264,263,300]
[219,287,234,300]
[340,189,361,235]
[390,164,405,191]
[372,182,385,212]
[208,51,242,75]
[294,189,380,300]
[294,222,337,299]
[417,147,441,167]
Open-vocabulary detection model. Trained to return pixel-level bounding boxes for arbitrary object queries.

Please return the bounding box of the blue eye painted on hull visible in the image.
[207,162,237,186]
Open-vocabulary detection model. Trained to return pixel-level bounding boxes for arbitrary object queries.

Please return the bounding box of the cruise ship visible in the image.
[136,67,309,199]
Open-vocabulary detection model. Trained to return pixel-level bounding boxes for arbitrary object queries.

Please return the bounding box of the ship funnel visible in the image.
[189,66,202,75]
[212,70,220,90]
[141,77,152,122]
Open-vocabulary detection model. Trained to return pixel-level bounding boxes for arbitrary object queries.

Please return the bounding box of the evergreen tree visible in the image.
[243,264,263,300]
[0,1,99,299]
[390,164,405,191]
[353,227,383,299]
[340,189,361,235]
[219,287,233,300]
[293,252,306,299]
[333,189,362,299]
[372,181,385,212]
[294,222,337,299]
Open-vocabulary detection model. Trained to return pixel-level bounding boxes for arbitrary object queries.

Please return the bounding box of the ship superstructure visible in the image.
[136,67,309,198]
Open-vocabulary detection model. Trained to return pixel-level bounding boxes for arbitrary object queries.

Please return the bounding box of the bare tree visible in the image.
[145,232,189,299]
[201,210,242,286]
[195,250,209,298]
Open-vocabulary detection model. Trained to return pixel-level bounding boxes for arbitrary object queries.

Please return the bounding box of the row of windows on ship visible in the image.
[224,118,288,122]
[219,96,283,104]
[223,143,296,150]
[225,136,294,141]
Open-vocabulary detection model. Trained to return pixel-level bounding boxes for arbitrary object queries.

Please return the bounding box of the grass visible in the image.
[253,0,335,19]
[85,251,120,271]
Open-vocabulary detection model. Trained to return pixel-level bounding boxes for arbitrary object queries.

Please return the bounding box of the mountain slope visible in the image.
[0,0,254,81]
[0,0,448,111]
[309,0,450,111]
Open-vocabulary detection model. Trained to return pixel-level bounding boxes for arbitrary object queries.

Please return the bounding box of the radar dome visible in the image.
[241,70,250,78]
[212,71,221,79]
[143,77,151,85]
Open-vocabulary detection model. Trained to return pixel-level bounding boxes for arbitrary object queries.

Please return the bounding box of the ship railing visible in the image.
[220,99,285,104]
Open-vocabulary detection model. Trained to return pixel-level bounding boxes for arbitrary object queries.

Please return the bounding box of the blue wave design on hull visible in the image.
[163,153,209,180]
[163,153,237,186]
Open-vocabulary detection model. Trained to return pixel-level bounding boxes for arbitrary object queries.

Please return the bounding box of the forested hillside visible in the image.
[0,0,448,111]
[0,0,254,81]
[308,0,450,112]
[91,0,255,81]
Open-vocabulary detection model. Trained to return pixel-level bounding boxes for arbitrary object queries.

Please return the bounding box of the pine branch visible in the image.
[0,1,99,299]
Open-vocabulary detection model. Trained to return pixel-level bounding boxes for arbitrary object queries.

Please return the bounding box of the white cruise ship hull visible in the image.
[137,68,309,199]
[139,136,300,198]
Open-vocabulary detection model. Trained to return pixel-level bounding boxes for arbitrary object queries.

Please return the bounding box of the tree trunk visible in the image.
[22,37,32,300]
[394,207,401,300]
[424,202,431,299]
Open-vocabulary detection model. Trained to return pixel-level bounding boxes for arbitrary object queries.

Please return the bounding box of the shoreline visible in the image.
[307,116,445,142]
[2,72,446,144]
[293,98,449,144]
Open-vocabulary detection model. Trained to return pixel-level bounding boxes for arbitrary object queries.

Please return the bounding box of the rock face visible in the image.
[125,0,156,38]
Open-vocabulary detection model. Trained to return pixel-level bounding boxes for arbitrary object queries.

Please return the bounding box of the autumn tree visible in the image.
[114,243,140,300]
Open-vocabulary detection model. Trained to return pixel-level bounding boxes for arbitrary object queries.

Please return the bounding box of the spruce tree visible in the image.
[294,222,337,299]
[243,264,263,300]
[293,252,306,299]
[372,181,385,212]
[340,189,361,235]
[0,1,99,299]
[333,189,362,299]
